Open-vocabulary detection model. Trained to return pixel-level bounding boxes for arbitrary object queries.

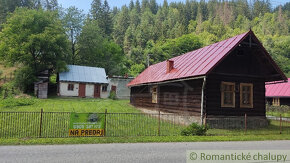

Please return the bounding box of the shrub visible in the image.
[13,67,37,92]
[0,70,3,77]
[0,97,38,108]
[49,74,57,84]
[0,82,21,99]
[266,104,290,113]
[181,123,208,136]
[109,91,117,100]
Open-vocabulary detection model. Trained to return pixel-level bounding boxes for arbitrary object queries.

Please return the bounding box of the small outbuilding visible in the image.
[34,70,50,99]
[107,76,134,99]
[58,65,109,98]
[128,30,287,128]
[266,79,290,106]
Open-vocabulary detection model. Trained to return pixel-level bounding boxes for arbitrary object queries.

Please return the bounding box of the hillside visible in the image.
[0,63,17,86]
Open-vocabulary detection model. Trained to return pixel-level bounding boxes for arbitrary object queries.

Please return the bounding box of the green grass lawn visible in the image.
[0,97,139,113]
[267,111,290,117]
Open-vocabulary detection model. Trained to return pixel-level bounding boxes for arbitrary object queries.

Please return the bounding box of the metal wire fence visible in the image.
[0,111,289,138]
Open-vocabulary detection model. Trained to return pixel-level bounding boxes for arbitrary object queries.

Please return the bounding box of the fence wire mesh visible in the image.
[0,111,289,138]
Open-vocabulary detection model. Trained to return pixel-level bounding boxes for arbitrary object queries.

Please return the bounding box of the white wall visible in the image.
[59,82,79,97]
[59,82,113,98]
[85,84,94,98]
[100,84,109,98]
[108,78,133,99]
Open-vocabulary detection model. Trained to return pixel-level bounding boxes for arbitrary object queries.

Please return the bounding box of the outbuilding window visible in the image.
[102,85,107,92]
[152,86,158,104]
[68,84,74,91]
[221,82,235,107]
[240,83,253,108]
[273,98,280,106]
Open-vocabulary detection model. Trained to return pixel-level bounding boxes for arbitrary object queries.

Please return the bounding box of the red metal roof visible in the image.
[128,31,286,86]
[266,79,290,97]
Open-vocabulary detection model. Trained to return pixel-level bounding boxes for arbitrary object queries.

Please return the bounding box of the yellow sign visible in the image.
[69,129,104,137]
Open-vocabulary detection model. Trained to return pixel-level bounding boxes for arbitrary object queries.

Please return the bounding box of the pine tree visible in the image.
[129,0,134,10]
[90,0,112,36]
[135,0,141,13]
[102,0,113,36]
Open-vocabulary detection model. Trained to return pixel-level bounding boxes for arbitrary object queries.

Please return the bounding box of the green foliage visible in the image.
[61,6,85,65]
[0,97,38,108]
[1,0,289,79]
[0,8,69,92]
[105,0,290,77]
[0,70,3,77]
[77,20,125,75]
[129,64,145,77]
[151,34,202,62]
[109,91,117,100]
[0,8,68,73]
[181,123,208,136]
[13,67,37,92]
[0,82,20,98]
[49,74,57,84]
[266,104,290,114]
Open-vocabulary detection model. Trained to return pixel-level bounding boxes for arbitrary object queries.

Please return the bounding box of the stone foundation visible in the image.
[206,116,269,129]
[137,107,200,125]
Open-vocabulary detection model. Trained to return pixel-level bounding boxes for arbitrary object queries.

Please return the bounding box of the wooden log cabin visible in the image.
[127,30,288,128]
[266,79,290,106]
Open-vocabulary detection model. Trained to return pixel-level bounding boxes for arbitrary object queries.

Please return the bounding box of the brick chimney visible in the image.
[166,60,174,73]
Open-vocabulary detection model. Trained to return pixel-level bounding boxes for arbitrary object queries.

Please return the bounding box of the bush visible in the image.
[109,91,117,100]
[49,74,57,84]
[181,123,208,136]
[0,70,3,77]
[0,82,20,99]
[0,97,38,108]
[266,104,290,113]
[13,67,37,92]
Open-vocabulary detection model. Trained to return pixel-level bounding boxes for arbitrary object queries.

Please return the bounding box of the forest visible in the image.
[0,0,289,92]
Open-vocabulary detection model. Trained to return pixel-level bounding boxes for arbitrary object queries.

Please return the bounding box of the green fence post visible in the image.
[104,109,107,137]
[39,109,43,138]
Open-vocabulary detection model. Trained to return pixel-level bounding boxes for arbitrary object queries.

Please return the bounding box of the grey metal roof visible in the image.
[59,65,108,84]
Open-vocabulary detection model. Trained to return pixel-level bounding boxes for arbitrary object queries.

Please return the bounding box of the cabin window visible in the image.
[221,82,235,107]
[152,86,158,104]
[102,85,107,92]
[240,83,253,108]
[68,84,74,91]
[273,98,280,106]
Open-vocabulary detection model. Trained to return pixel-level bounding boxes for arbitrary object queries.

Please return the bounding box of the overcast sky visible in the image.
[58,0,289,13]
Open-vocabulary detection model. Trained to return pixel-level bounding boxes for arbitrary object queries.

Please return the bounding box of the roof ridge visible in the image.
[68,64,105,70]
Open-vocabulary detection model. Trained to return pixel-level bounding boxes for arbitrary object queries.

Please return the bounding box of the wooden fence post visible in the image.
[244,113,247,134]
[280,114,282,134]
[39,109,43,138]
[104,109,107,137]
[158,110,161,136]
